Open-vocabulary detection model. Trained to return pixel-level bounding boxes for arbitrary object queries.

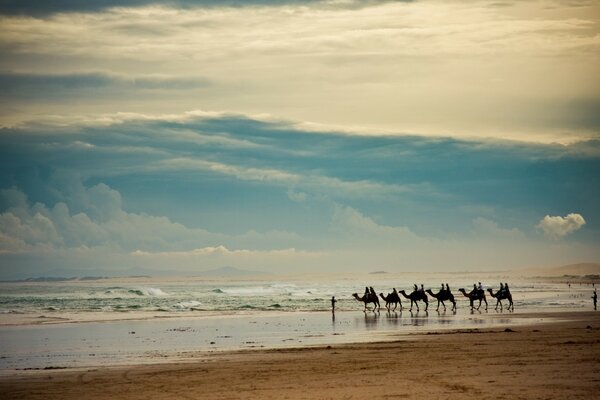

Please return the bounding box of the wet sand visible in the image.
[2,311,599,399]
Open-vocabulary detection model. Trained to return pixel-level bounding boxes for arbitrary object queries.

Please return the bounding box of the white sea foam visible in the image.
[130,287,168,296]
[173,300,202,310]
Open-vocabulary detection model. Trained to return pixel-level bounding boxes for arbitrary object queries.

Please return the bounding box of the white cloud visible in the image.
[1,1,598,141]
[287,187,307,202]
[536,213,586,239]
[472,217,525,240]
[330,204,417,245]
[0,184,304,255]
[131,245,319,258]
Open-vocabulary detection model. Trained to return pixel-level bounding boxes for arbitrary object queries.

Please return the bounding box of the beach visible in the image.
[2,311,599,399]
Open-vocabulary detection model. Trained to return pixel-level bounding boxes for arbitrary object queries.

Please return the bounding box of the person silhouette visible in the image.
[592,290,597,311]
[413,284,418,292]
[331,296,337,312]
[445,283,450,292]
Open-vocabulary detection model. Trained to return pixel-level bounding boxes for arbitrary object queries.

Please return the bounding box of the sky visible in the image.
[0,0,599,279]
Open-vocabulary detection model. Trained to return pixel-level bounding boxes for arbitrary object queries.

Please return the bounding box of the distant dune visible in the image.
[520,262,600,278]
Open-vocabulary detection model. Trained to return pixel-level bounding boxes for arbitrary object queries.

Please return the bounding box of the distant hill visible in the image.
[522,263,600,277]
[1,276,110,283]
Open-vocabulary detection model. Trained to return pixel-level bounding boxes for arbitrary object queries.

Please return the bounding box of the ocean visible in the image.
[0,274,593,315]
[0,273,596,372]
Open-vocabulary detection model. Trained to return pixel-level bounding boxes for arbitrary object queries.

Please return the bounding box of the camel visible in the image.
[425,288,456,311]
[398,289,428,312]
[487,288,514,311]
[352,292,380,311]
[458,288,488,311]
[379,292,402,311]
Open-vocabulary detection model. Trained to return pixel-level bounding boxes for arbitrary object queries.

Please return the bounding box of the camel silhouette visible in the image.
[458,288,488,311]
[379,292,402,311]
[398,289,428,312]
[352,292,380,311]
[487,288,513,311]
[425,288,456,311]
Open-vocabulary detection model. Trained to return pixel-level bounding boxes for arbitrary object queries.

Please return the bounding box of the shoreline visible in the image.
[1,311,599,399]
[2,308,559,372]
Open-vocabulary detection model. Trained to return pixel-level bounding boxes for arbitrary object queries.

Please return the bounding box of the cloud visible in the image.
[0,72,210,100]
[131,245,320,258]
[472,217,524,240]
[0,183,304,255]
[0,1,327,16]
[330,204,417,245]
[536,213,586,239]
[1,1,599,140]
[0,111,599,277]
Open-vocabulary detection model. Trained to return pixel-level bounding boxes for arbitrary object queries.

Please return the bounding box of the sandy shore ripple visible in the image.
[1,311,599,400]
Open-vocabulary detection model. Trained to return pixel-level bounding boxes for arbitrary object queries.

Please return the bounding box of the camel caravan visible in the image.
[353,283,513,312]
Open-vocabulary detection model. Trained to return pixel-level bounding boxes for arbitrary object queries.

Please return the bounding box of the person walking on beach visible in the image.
[331,296,337,312]
[593,290,597,311]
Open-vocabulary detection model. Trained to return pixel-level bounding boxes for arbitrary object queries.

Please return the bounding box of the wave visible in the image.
[218,287,275,296]
[128,287,168,296]
[173,300,202,310]
[211,288,225,294]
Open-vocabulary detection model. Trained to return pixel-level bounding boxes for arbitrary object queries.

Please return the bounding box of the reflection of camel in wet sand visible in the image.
[425,289,456,311]
[398,290,428,312]
[487,288,513,311]
[458,288,487,310]
[352,293,380,311]
[379,292,402,311]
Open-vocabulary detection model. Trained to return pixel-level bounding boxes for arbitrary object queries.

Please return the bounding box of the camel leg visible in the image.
[424,300,428,312]
[484,298,488,310]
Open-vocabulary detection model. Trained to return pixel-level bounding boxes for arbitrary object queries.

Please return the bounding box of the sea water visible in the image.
[0,275,593,315]
[0,274,595,372]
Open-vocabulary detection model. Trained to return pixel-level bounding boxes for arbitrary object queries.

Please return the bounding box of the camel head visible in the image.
[425,289,434,296]
[352,293,360,300]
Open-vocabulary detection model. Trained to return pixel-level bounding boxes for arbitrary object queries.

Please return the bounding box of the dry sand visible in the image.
[2,311,599,400]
